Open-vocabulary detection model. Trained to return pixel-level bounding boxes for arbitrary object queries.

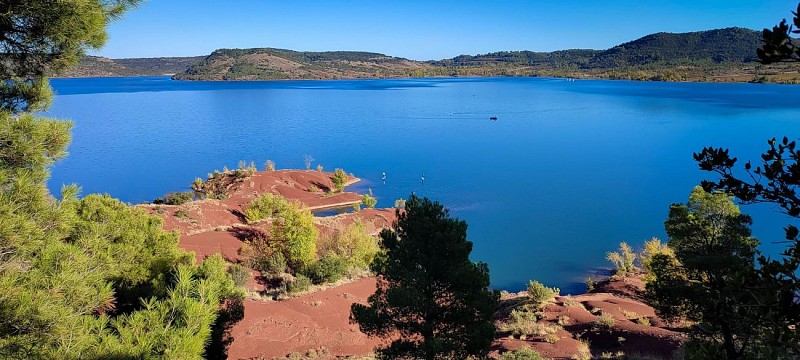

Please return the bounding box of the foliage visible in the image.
[593,313,616,331]
[0,0,142,113]
[332,168,348,193]
[316,164,323,172]
[499,347,545,360]
[606,242,637,276]
[243,193,292,223]
[639,238,674,283]
[270,201,318,270]
[303,253,347,284]
[265,160,275,171]
[361,190,378,208]
[527,280,559,308]
[350,195,499,359]
[646,186,761,359]
[0,2,246,358]
[227,264,251,287]
[239,231,287,276]
[153,190,194,205]
[497,308,560,338]
[288,274,312,294]
[316,221,379,270]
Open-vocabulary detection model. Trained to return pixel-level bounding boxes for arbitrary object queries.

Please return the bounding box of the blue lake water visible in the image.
[45,76,800,294]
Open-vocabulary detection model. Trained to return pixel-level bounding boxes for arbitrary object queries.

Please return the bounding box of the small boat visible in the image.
[489,116,498,120]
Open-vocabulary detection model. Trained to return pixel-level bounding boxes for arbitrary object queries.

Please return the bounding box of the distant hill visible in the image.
[59,55,205,77]
[62,28,800,83]
[173,48,429,80]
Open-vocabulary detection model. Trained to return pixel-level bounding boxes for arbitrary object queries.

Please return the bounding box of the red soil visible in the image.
[491,275,686,359]
[228,277,383,359]
[143,170,685,359]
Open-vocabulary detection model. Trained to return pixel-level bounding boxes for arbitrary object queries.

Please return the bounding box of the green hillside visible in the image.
[174,48,428,80]
[64,28,800,83]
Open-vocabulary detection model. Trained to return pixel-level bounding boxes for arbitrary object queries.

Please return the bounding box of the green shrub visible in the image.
[243,193,291,223]
[174,209,190,219]
[288,274,312,294]
[316,221,379,270]
[544,333,560,343]
[500,347,544,360]
[265,160,275,171]
[227,264,250,287]
[303,254,347,284]
[639,237,674,283]
[270,202,318,269]
[332,168,347,192]
[606,242,637,276]
[154,191,194,205]
[594,313,616,331]
[361,189,377,208]
[527,280,559,308]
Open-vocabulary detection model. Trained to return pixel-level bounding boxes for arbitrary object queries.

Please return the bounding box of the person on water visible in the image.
[421,174,425,185]
[382,172,387,184]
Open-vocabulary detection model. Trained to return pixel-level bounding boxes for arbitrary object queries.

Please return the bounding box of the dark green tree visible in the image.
[647,186,760,359]
[350,195,499,359]
[687,4,800,357]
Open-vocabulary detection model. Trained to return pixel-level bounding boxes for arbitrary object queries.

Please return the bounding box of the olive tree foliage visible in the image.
[350,195,499,360]
[0,0,140,113]
[678,4,800,356]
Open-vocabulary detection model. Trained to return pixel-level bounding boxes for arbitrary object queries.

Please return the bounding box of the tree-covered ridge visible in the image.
[175,47,425,80]
[166,27,800,83]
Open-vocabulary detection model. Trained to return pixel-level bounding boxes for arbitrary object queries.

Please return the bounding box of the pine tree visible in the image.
[351,195,498,359]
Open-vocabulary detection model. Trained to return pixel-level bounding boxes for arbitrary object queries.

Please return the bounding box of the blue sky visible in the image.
[96,1,799,60]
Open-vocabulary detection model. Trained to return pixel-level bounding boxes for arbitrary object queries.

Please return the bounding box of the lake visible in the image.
[45,76,800,294]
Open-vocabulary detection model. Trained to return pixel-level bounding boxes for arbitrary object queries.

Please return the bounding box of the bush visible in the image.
[332,168,347,192]
[361,190,377,208]
[288,274,312,294]
[303,254,347,284]
[154,191,194,205]
[606,242,637,276]
[227,264,251,287]
[498,308,561,338]
[240,234,288,276]
[243,193,292,223]
[270,202,318,269]
[316,221,379,270]
[265,160,275,171]
[544,333,560,343]
[316,164,323,172]
[174,209,190,219]
[500,347,544,360]
[594,313,616,331]
[639,237,674,283]
[527,280,559,308]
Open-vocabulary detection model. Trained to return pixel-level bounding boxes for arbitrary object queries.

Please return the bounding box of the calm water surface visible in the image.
[45,76,800,293]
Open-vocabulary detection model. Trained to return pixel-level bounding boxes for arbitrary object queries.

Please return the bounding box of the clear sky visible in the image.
[96,0,800,60]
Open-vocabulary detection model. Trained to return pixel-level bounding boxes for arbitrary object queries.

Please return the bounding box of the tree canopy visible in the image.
[350,195,498,359]
[647,187,761,359]
[0,0,140,113]
[0,1,245,358]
